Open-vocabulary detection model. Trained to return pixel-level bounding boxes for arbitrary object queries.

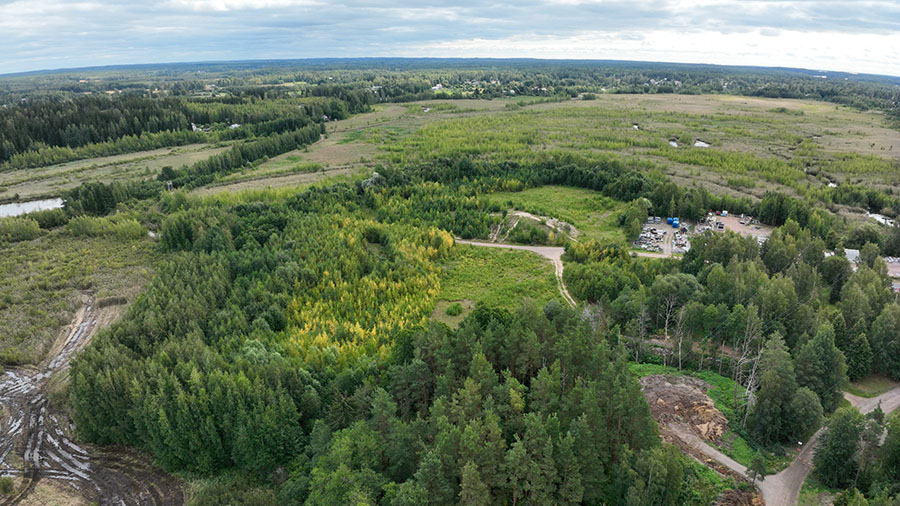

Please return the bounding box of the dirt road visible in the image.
[0,298,183,506]
[758,387,900,506]
[454,240,577,307]
[654,383,900,506]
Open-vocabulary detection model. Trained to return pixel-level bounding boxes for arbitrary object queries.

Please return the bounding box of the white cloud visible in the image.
[1,0,899,75]
[161,0,321,12]
[411,28,900,76]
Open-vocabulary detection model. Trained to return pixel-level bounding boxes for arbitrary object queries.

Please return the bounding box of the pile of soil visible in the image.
[715,489,764,506]
[639,374,729,443]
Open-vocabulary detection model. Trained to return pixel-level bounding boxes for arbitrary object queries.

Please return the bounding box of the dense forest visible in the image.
[0,94,356,169]
[64,181,711,505]
[42,153,897,504]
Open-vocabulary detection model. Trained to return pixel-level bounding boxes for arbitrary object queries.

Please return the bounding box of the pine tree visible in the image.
[459,461,491,506]
[504,439,530,506]
[553,432,584,506]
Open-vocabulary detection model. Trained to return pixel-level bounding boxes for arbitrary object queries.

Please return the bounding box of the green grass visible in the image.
[681,454,741,506]
[485,185,625,243]
[435,244,562,321]
[845,374,898,398]
[629,363,793,473]
[368,95,900,201]
[0,230,157,365]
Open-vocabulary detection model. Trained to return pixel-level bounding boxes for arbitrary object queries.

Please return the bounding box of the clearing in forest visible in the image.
[0,231,156,365]
[433,243,562,325]
[485,185,625,244]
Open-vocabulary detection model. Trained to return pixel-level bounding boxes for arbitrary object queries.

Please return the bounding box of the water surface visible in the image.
[0,198,64,218]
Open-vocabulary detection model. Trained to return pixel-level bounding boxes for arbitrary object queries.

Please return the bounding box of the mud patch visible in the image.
[0,298,183,506]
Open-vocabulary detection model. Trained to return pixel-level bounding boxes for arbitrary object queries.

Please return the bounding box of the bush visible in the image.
[0,216,41,243]
[29,208,68,229]
[445,302,463,316]
[66,214,145,240]
[0,476,14,494]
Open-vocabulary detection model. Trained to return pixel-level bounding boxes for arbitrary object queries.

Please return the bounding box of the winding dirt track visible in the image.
[454,240,576,307]
[0,298,183,506]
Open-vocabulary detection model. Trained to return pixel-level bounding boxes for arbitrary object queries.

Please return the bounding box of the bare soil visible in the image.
[715,489,764,506]
[0,295,183,506]
[640,374,729,443]
[717,215,774,239]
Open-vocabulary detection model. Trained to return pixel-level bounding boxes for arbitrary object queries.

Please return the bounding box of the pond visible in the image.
[0,198,64,218]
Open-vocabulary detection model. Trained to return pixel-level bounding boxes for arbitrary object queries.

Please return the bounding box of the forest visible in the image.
[47,155,899,505]
[2,60,900,506]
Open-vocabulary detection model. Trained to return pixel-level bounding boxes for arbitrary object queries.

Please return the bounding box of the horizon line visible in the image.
[3,56,899,81]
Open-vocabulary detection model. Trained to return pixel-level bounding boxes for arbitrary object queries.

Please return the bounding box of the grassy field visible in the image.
[0,143,229,202]
[192,166,365,196]
[431,243,562,326]
[845,374,899,398]
[0,230,157,365]
[485,185,625,243]
[5,95,895,209]
[261,94,898,206]
[260,100,510,170]
[630,363,794,473]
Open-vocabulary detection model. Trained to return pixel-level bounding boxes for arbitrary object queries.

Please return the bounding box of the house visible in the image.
[431,84,443,91]
[845,248,861,264]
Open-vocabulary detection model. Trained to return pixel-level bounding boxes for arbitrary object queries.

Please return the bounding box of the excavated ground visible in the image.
[0,296,183,506]
[640,374,729,443]
[640,374,763,506]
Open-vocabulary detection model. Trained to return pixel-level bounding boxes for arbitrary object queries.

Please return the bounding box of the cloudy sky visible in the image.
[1,0,899,76]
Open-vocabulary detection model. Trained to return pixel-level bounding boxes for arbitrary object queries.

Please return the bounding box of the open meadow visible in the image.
[431,243,562,326]
[268,95,900,212]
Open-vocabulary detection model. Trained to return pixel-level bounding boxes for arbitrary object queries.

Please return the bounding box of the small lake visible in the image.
[0,198,64,218]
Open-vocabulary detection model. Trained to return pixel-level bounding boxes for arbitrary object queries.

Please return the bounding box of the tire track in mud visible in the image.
[0,299,183,506]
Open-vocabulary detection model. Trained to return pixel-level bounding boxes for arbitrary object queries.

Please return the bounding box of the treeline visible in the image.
[160,124,323,188]
[0,95,192,162]
[0,94,343,170]
[4,60,897,137]
[391,158,856,245]
[2,129,208,171]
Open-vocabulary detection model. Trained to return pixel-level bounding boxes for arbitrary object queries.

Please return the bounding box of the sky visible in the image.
[1,0,899,76]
